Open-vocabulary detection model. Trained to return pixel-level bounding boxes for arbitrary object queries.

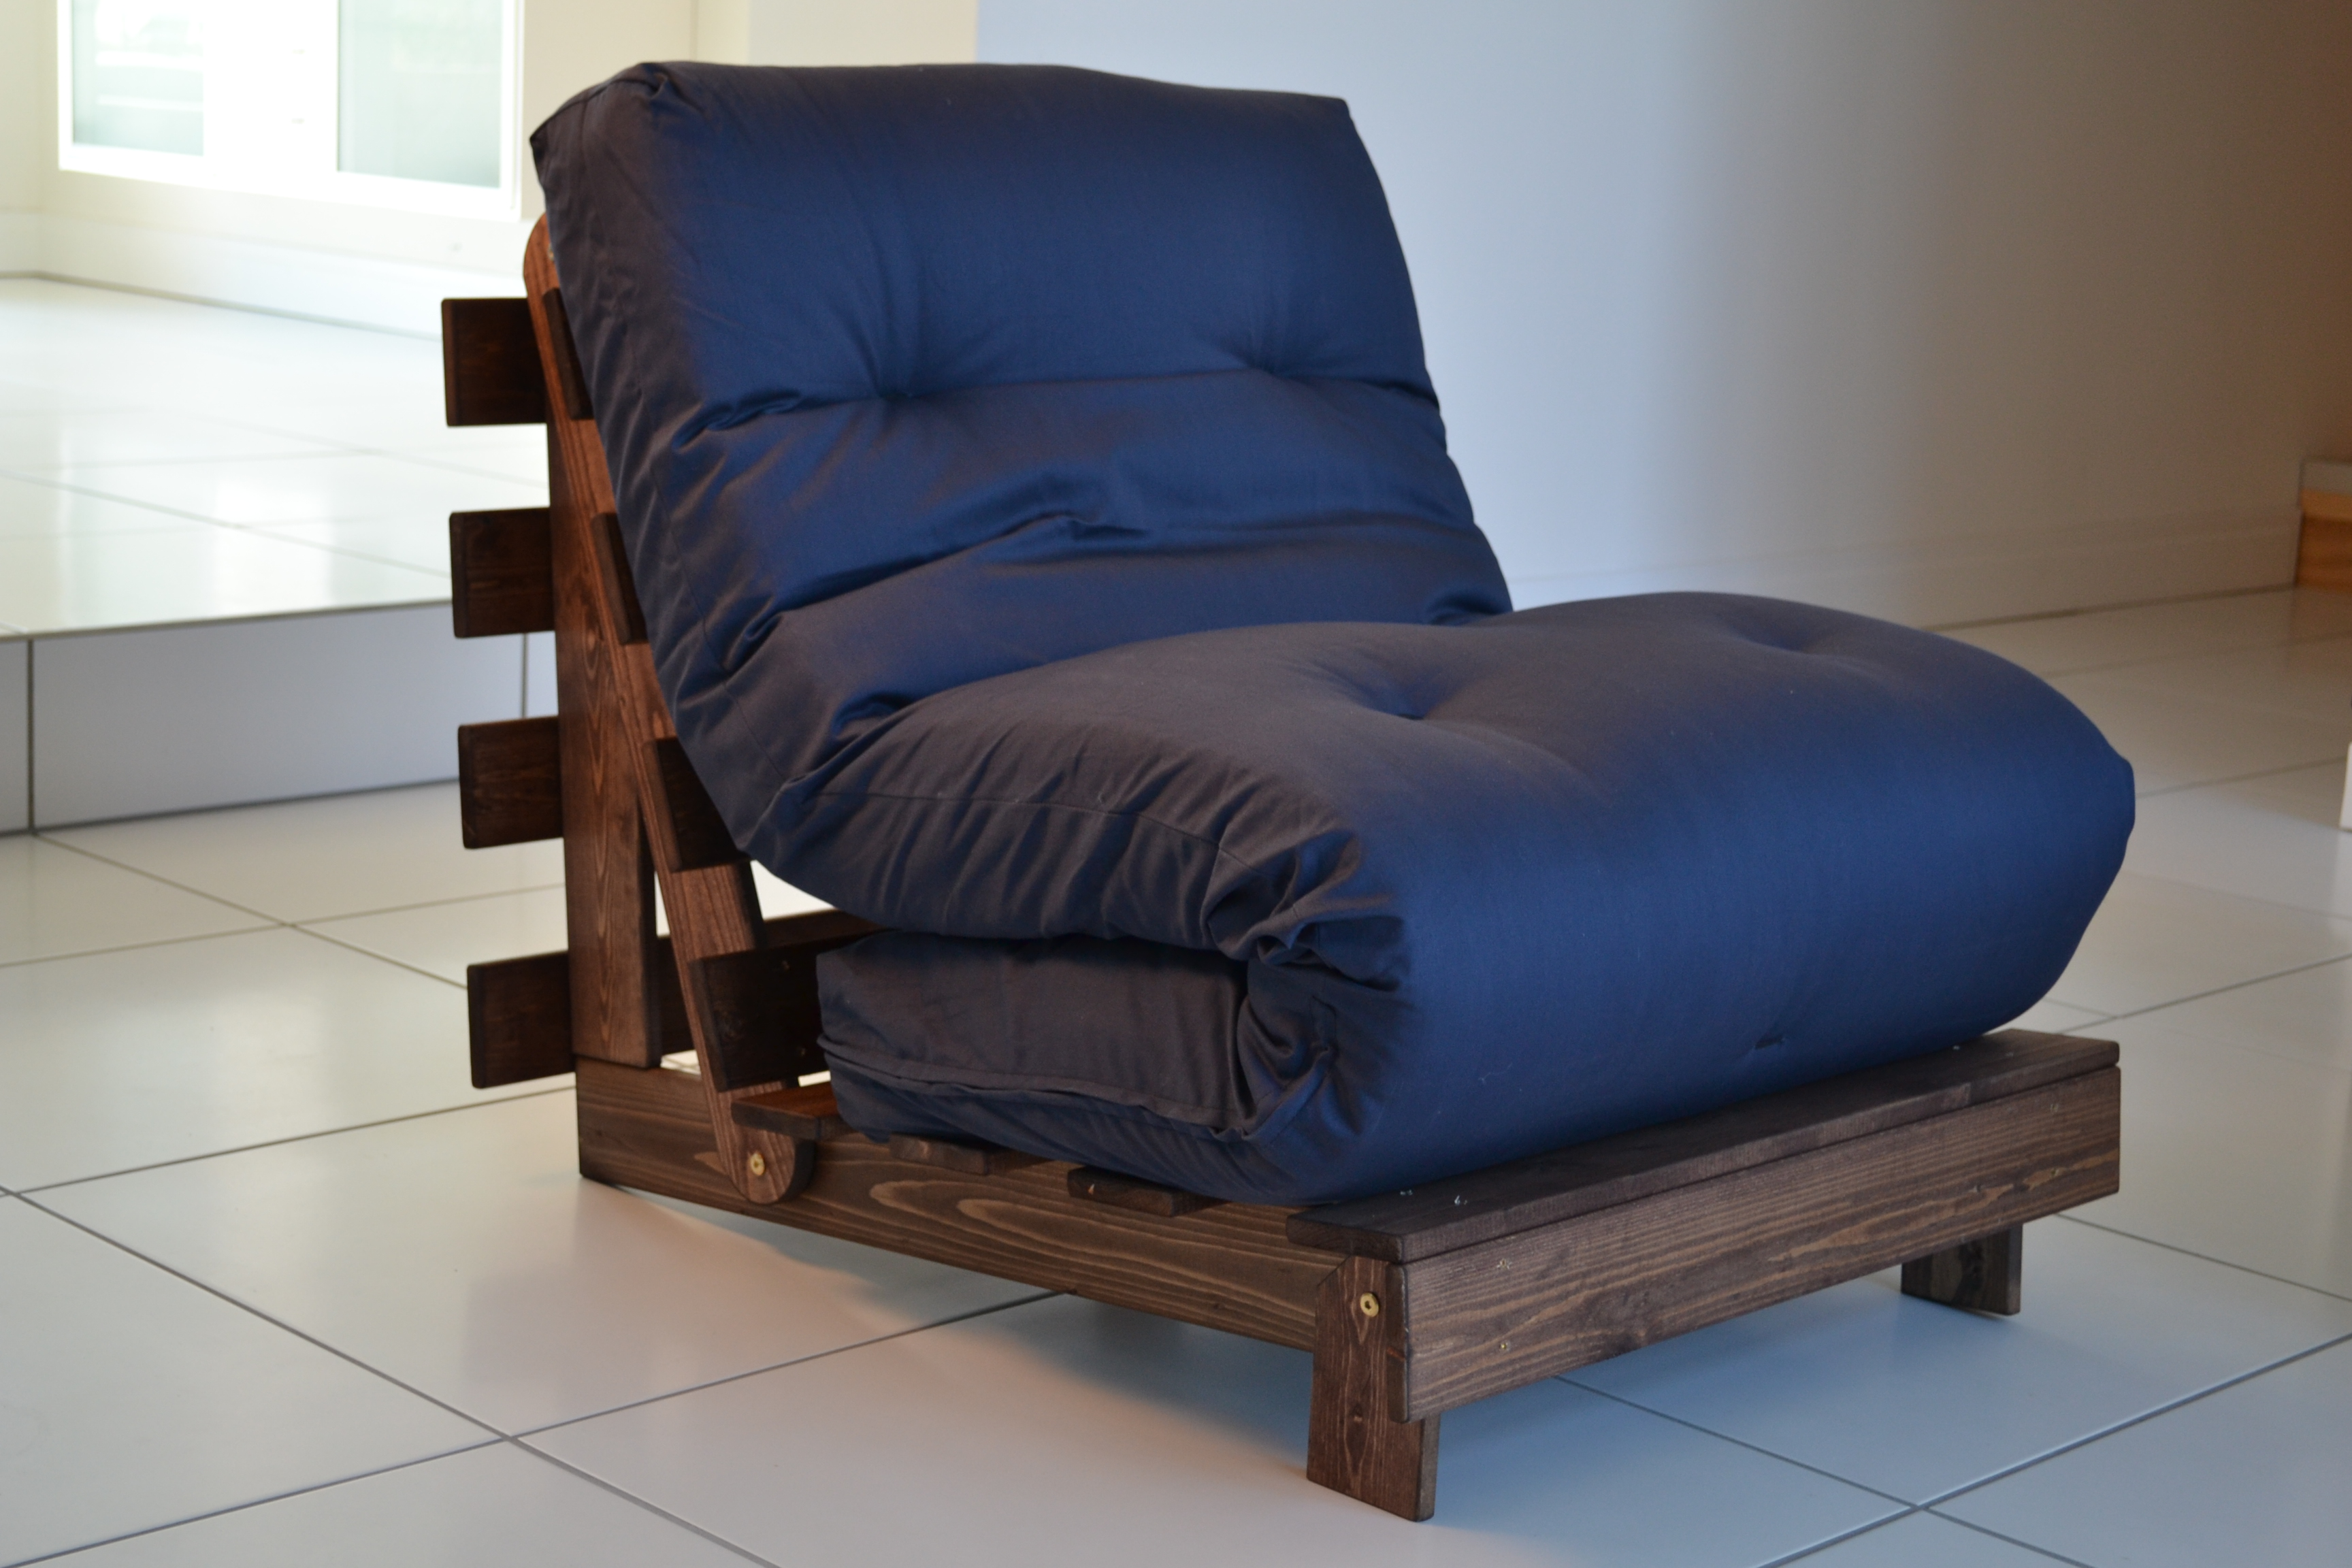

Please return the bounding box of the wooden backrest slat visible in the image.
[449,507,555,638]
[442,297,548,426]
[457,717,563,847]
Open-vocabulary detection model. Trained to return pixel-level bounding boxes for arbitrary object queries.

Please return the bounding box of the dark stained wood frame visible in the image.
[438,221,2123,1520]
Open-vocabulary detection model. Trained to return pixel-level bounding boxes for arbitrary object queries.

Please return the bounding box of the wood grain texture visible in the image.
[2296,511,2352,592]
[1290,1032,2118,1262]
[576,1058,1333,1347]
[441,297,546,426]
[1903,1225,2024,1315]
[531,250,661,1071]
[733,1083,851,1141]
[1068,1167,1224,1217]
[1307,1256,1439,1520]
[1392,1068,2120,1418]
[466,949,573,1088]
[890,1134,1043,1175]
[448,507,554,638]
[457,717,562,848]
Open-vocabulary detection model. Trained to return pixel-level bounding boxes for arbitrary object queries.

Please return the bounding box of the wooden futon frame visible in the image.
[438,223,2121,1521]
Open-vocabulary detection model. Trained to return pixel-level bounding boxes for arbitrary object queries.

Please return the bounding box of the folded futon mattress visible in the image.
[534,63,2134,1205]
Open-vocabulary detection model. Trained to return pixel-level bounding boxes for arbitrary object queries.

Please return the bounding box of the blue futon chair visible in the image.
[439,61,2131,1520]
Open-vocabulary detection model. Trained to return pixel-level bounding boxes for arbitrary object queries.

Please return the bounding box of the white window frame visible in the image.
[54,0,524,220]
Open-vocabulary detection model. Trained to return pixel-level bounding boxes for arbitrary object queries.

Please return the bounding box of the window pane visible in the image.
[72,0,206,155]
[338,0,502,188]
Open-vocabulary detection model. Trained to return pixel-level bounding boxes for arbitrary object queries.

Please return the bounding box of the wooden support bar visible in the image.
[2296,496,2352,592]
[649,736,746,872]
[457,717,563,849]
[1903,1226,2024,1315]
[1289,1031,2117,1262]
[1069,1167,1224,1218]
[890,1134,1043,1175]
[1389,1067,2119,1419]
[589,512,649,645]
[733,1083,851,1141]
[685,946,825,1092]
[539,287,595,421]
[449,507,555,638]
[1307,1255,1439,1521]
[576,1058,1333,1347]
[441,297,547,426]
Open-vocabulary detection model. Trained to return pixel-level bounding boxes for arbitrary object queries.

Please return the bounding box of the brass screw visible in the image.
[747,1150,768,1178]
[1499,1340,1512,1352]
[1358,1292,1381,1318]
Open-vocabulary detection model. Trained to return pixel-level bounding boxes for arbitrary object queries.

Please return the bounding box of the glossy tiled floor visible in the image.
[3,300,2349,1561]
[0,280,544,634]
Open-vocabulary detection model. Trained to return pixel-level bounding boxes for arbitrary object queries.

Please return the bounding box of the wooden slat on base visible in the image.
[891,1134,1043,1175]
[576,1058,1333,1348]
[1069,1167,1224,1217]
[1390,1068,2119,1418]
[732,1083,851,1141]
[466,949,572,1090]
[2296,504,2352,593]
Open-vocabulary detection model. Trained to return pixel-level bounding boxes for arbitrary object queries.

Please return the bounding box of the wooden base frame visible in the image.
[438,228,2124,1520]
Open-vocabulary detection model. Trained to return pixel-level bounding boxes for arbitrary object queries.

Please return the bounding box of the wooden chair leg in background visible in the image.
[1307,1255,1440,1520]
[1901,1225,2024,1316]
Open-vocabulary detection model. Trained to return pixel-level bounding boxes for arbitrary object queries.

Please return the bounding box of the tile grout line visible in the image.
[15,1195,512,1436]
[2133,754,2352,800]
[2051,1213,2352,1306]
[1917,1512,2106,1568]
[507,1288,1062,1442]
[486,1439,787,1568]
[1552,1377,1923,1512]
[2060,946,2352,1038]
[0,1441,508,1568]
[1916,1328,2352,1512]
[12,1083,574,1195]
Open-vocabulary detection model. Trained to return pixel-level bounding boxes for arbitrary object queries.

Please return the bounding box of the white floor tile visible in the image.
[0,527,447,634]
[49,783,564,924]
[51,452,544,529]
[0,928,534,1191]
[0,1198,483,1565]
[306,886,569,983]
[2100,953,2352,1073]
[534,1293,1897,1567]
[40,1092,1047,1433]
[254,514,471,574]
[2066,1017,2352,1298]
[46,1443,751,1568]
[1941,1339,2352,1568]
[2086,636,2352,728]
[2125,766,2352,919]
[0,834,267,966]
[1565,1218,2352,1503]
[1999,998,2109,1034]
[0,407,342,470]
[2043,672,2347,794]
[1942,590,2321,676]
[1791,1512,2072,1568]
[0,473,212,540]
[2043,872,2352,1017]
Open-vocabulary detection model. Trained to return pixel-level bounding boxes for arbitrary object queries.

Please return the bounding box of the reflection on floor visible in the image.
[3,387,2351,1561]
[0,278,544,634]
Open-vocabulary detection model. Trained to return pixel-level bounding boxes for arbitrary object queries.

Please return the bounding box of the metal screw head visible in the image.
[1358,1292,1382,1318]
[747,1150,768,1178]
[1499,1340,1511,1352]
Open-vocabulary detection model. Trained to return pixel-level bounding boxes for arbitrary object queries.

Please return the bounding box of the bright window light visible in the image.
[57,0,519,218]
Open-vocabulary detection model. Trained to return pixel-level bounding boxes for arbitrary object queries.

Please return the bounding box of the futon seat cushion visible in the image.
[798,592,2133,1205]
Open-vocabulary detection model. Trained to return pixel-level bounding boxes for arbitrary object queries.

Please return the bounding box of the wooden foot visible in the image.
[1307,1255,1439,1520]
[1901,1225,2023,1315]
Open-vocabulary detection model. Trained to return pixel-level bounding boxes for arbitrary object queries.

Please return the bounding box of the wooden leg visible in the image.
[1901,1225,2023,1315]
[1307,1255,1439,1520]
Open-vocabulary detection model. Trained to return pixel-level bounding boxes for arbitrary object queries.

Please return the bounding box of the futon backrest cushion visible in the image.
[532,63,1509,821]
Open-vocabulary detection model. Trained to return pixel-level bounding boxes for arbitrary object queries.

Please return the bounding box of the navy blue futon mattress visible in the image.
[534,63,2134,1205]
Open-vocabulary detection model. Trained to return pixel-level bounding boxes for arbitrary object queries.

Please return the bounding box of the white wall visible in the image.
[981,1,2352,624]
